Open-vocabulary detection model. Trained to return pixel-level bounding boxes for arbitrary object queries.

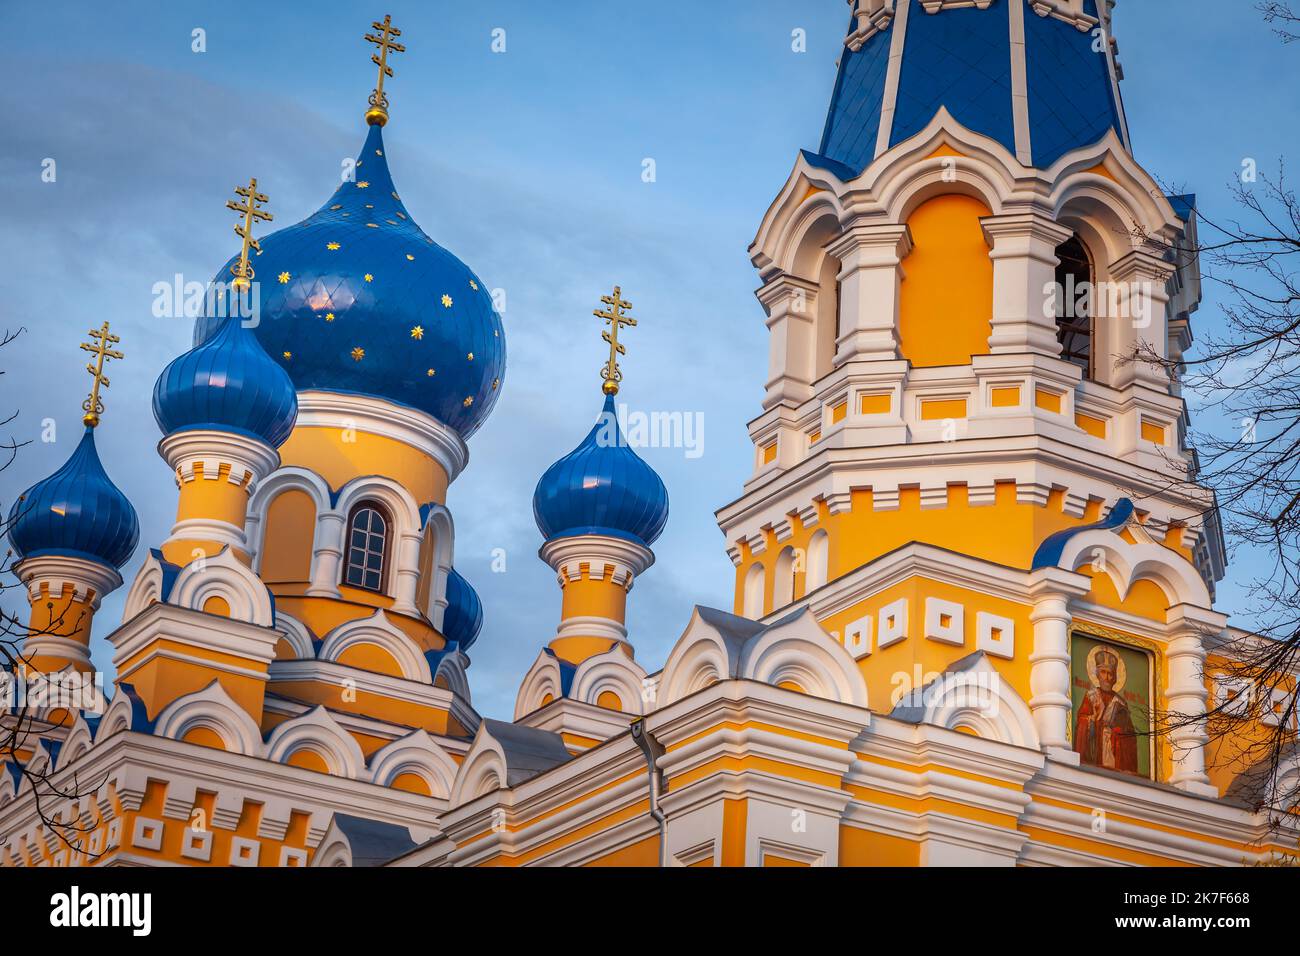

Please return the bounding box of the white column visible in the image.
[1106,247,1173,391]
[1165,605,1223,797]
[390,531,423,616]
[827,222,911,364]
[1028,569,1090,762]
[306,511,345,598]
[982,211,1074,357]
[756,275,819,410]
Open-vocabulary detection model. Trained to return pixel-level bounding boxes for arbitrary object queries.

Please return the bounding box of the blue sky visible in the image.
[1,0,1296,719]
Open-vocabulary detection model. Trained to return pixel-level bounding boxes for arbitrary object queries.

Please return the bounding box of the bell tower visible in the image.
[717,0,1225,795]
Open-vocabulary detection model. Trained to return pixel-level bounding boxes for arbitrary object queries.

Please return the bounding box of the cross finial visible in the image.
[225,177,273,290]
[79,322,124,428]
[364,14,406,127]
[594,286,637,396]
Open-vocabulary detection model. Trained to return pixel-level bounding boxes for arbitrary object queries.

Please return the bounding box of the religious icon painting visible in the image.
[1069,632,1155,780]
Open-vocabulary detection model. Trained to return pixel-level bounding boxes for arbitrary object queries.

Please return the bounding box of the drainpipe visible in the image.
[630,716,668,867]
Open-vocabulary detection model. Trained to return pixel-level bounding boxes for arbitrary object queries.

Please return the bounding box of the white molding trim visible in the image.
[295,391,469,484]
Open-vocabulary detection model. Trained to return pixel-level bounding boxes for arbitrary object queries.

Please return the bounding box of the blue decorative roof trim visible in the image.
[533,394,669,548]
[1031,497,1135,570]
[193,123,506,439]
[7,427,139,571]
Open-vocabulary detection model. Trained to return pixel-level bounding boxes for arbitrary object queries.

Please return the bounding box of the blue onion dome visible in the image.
[192,123,506,439]
[153,315,298,448]
[533,394,670,548]
[7,427,139,570]
[442,567,483,651]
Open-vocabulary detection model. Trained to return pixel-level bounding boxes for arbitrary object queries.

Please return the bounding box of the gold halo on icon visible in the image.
[1086,643,1127,694]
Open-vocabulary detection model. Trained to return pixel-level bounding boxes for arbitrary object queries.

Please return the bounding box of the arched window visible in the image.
[805,530,829,593]
[344,502,389,592]
[743,563,766,619]
[1054,234,1094,379]
[773,547,797,610]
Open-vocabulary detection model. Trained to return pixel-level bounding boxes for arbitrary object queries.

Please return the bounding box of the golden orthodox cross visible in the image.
[365,14,406,126]
[225,178,272,289]
[80,321,124,427]
[595,286,637,396]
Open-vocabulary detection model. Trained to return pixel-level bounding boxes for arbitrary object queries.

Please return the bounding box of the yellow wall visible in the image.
[261,489,316,583]
[278,426,449,507]
[898,194,994,368]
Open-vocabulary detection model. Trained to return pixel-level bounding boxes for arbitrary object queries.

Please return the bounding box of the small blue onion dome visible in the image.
[533,394,669,548]
[7,427,139,570]
[441,568,483,651]
[153,316,298,447]
[192,123,506,439]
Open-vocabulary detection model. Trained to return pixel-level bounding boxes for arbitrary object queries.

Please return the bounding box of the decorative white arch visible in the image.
[450,727,508,807]
[367,730,459,800]
[514,650,568,720]
[739,608,868,707]
[1056,529,1212,609]
[900,653,1040,749]
[265,706,365,778]
[167,546,274,627]
[317,609,431,682]
[121,551,167,623]
[332,475,424,614]
[570,645,649,715]
[422,504,455,628]
[432,650,471,702]
[245,466,332,575]
[773,546,797,610]
[59,713,97,767]
[658,609,747,707]
[97,688,141,741]
[273,611,316,661]
[153,680,263,756]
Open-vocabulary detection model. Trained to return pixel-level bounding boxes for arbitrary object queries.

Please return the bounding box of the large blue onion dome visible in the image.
[153,315,298,448]
[441,567,483,651]
[192,123,506,439]
[7,428,139,570]
[533,395,669,548]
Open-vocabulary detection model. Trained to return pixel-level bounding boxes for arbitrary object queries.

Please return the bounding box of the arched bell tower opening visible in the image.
[1054,233,1095,380]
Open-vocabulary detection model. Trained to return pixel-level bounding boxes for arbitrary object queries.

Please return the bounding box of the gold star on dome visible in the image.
[364,273,374,282]
[283,351,292,359]
[467,352,474,361]
[327,242,340,250]
[351,347,365,361]
[405,254,414,261]
[325,312,335,322]
[330,204,343,210]
[356,181,370,189]
[492,378,499,390]
[469,279,478,290]
[427,368,436,376]
[441,294,453,308]
[463,396,473,407]
[410,326,424,340]
[278,271,291,284]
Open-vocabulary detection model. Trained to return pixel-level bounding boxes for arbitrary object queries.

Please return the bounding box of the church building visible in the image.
[2,2,1297,867]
